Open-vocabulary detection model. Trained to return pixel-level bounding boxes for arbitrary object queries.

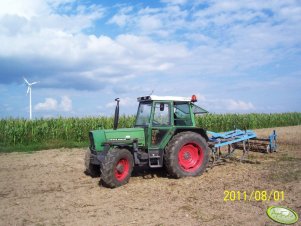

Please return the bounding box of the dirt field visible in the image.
[0,126,300,226]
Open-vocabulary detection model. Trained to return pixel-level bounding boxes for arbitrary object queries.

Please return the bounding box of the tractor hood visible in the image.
[89,128,145,151]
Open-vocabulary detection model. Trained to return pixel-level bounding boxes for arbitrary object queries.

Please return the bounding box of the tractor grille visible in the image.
[89,132,95,150]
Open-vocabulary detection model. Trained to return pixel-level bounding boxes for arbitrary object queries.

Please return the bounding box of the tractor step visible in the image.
[148,149,164,168]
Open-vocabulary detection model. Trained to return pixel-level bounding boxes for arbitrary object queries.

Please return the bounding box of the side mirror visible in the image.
[160,103,165,111]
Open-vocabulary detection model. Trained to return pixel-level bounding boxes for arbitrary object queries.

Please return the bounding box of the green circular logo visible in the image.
[267,206,299,224]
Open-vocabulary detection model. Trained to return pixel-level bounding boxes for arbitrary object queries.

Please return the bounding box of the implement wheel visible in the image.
[164,131,209,178]
[101,148,133,188]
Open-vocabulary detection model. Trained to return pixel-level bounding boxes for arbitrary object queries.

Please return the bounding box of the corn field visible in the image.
[0,113,300,147]
[196,113,301,132]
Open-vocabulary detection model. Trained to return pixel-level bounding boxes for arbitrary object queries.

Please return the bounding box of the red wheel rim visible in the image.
[115,158,130,181]
[178,142,204,172]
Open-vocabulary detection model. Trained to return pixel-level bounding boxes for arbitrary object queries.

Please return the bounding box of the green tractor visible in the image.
[85,95,209,188]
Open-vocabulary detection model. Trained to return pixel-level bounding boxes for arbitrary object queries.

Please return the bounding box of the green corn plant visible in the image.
[0,113,300,148]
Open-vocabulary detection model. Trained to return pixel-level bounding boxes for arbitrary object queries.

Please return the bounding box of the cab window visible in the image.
[152,103,170,126]
[174,102,192,126]
[135,102,152,126]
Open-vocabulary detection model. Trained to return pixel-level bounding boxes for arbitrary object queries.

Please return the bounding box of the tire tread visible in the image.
[164,131,209,178]
[101,148,133,188]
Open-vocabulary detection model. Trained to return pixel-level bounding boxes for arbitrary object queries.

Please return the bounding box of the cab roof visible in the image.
[137,95,208,114]
[137,95,191,102]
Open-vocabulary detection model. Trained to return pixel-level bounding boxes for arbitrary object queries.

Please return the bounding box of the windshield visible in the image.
[191,104,208,114]
[135,102,152,126]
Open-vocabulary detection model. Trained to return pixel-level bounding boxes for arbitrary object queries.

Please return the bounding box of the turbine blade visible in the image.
[30,81,39,85]
[23,77,30,85]
[27,87,30,94]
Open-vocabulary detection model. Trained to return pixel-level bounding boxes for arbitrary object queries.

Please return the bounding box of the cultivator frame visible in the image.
[207,129,277,164]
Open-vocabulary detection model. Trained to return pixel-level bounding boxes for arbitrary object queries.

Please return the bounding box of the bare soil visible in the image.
[0,126,300,226]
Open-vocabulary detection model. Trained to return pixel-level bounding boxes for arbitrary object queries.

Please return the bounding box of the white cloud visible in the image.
[0,2,190,88]
[194,94,255,113]
[109,4,188,36]
[161,0,187,5]
[0,0,104,33]
[0,0,301,116]
[138,15,162,31]
[34,98,58,111]
[227,99,255,111]
[60,96,72,111]
[108,14,129,27]
[103,0,301,79]
[35,96,72,112]
[2,0,299,89]
[0,0,47,19]
[107,6,133,27]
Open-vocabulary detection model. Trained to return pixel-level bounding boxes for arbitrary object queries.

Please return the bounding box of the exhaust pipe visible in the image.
[113,98,120,130]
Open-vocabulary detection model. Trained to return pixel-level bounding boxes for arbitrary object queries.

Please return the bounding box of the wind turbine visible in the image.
[24,77,39,120]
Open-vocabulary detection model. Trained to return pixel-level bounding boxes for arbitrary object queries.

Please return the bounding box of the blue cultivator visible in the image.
[207,129,277,163]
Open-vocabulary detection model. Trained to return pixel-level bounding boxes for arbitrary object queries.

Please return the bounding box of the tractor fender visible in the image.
[173,128,209,141]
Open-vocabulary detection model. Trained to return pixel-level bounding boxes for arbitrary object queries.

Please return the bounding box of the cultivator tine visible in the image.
[240,130,277,153]
[240,140,251,162]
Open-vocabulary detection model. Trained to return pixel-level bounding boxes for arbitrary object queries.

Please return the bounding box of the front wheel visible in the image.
[101,148,134,188]
[164,131,209,178]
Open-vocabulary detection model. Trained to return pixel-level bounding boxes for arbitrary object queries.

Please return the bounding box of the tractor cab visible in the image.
[135,95,208,128]
[132,95,209,168]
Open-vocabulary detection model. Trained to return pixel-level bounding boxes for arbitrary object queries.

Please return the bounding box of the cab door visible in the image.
[147,101,173,167]
[149,101,173,147]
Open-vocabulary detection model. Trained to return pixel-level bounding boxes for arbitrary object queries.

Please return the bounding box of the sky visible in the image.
[0,0,300,119]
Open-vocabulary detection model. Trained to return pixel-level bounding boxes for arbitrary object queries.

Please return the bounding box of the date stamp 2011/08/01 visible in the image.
[224,190,284,202]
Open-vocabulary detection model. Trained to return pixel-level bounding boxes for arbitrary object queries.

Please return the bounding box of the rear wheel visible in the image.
[101,148,134,188]
[164,131,209,178]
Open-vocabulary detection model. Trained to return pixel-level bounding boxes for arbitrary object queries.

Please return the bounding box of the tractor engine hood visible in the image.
[89,128,145,151]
